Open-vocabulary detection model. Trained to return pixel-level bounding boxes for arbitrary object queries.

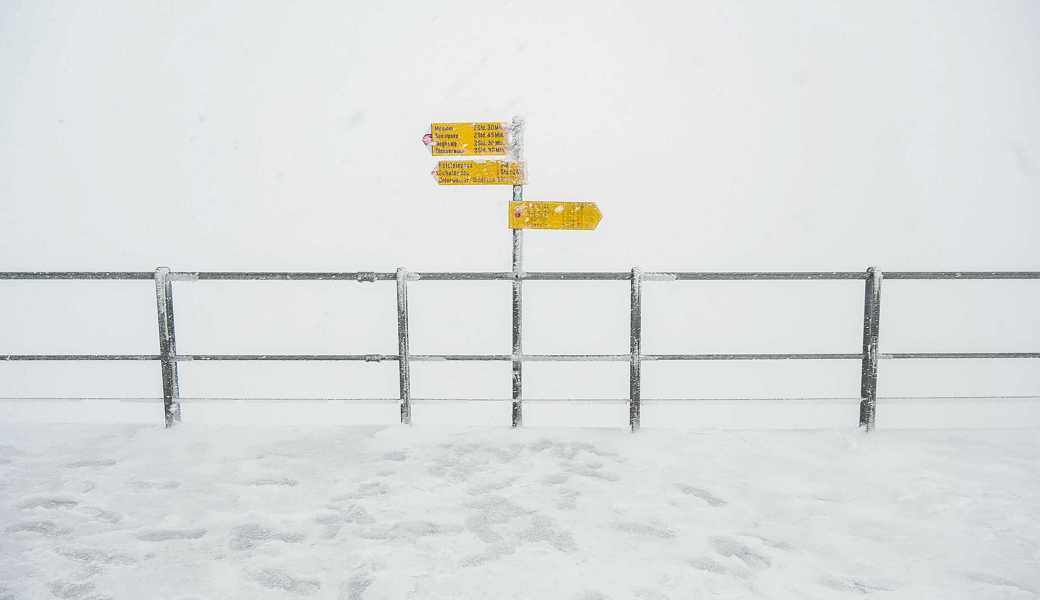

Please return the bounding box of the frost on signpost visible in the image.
[510,117,525,429]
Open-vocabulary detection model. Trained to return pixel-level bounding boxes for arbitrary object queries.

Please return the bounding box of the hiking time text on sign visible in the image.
[436,160,525,185]
[429,122,510,156]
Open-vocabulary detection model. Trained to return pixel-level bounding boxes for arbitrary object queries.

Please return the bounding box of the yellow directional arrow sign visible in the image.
[430,122,509,156]
[436,160,524,185]
[509,201,602,230]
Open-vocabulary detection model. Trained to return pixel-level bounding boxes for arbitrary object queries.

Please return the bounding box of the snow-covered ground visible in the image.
[1,423,1037,599]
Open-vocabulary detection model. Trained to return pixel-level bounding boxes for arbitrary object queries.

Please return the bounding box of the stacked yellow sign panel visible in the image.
[436,160,525,186]
[430,122,508,156]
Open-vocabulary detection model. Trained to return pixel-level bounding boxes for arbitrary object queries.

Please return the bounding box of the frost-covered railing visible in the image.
[2,269,1039,432]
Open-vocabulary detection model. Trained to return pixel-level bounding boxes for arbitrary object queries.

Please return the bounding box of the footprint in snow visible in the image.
[332,481,389,501]
[741,533,792,551]
[820,574,895,594]
[566,463,620,482]
[315,505,374,537]
[135,528,207,542]
[688,556,729,575]
[18,497,80,510]
[710,536,771,570]
[78,506,122,524]
[65,459,117,469]
[542,472,570,485]
[18,498,120,525]
[341,574,372,600]
[6,520,71,537]
[614,521,676,539]
[55,546,136,566]
[460,543,516,567]
[48,580,98,599]
[520,515,577,552]
[964,573,1034,595]
[71,480,96,494]
[357,520,460,541]
[467,477,516,495]
[251,569,320,595]
[632,588,670,600]
[247,477,298,487]
[556,488,579,511]
[229,523,305,550]
[127,480,180,490]
[465,496,526,544]
[675,484,727,506]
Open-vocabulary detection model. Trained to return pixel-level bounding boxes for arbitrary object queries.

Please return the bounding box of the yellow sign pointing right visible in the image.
[509,201,602,230]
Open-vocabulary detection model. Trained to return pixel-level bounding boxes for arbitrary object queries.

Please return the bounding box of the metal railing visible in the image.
[1,268,1038,431]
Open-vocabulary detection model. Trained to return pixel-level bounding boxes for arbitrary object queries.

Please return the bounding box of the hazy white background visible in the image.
[2,0,1038,426]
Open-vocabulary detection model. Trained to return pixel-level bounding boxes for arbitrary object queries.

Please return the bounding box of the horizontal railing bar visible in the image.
[5,352,1036,362]
[522,354,627,361]
[644,353,863,360]
[178,354,398,361]
[882,352,1040,359]
[411,354,510,361]
[5,271,1036,282]
[0,272,153,280]
[171,272,396,281]
[0,354,160,361]
[523,272,631,280]
[3,394,1037,403]
[885,272,1040,280]
[171,353,865,362]
[878,394,1040,401]
[660,272,866,281]
[413,272,512,281]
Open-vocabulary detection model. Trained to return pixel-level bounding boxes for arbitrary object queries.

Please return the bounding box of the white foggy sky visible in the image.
[1,1,1038,417]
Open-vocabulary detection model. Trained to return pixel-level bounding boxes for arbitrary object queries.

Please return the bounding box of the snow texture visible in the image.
[1,424,1038,599]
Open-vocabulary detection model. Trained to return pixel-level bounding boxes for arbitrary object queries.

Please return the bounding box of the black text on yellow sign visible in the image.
[430,122,509,156]
[436,160,525,186]
[509,201,602,230]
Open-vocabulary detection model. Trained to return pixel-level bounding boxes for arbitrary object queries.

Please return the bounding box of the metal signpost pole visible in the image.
[511,117,525,428]
[396,268,412,425]
[512,217,523,428]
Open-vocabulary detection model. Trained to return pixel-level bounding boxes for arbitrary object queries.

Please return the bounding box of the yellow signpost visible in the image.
[508,201,602,230]
[421,117,606,429]
[436,160,524,185]
[430,122,509,156]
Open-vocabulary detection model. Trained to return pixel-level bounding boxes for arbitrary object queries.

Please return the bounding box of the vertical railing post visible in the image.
[629,267,642,432]
[153,267,181,427]
[859,267,882,431]
[396,268,411,425]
